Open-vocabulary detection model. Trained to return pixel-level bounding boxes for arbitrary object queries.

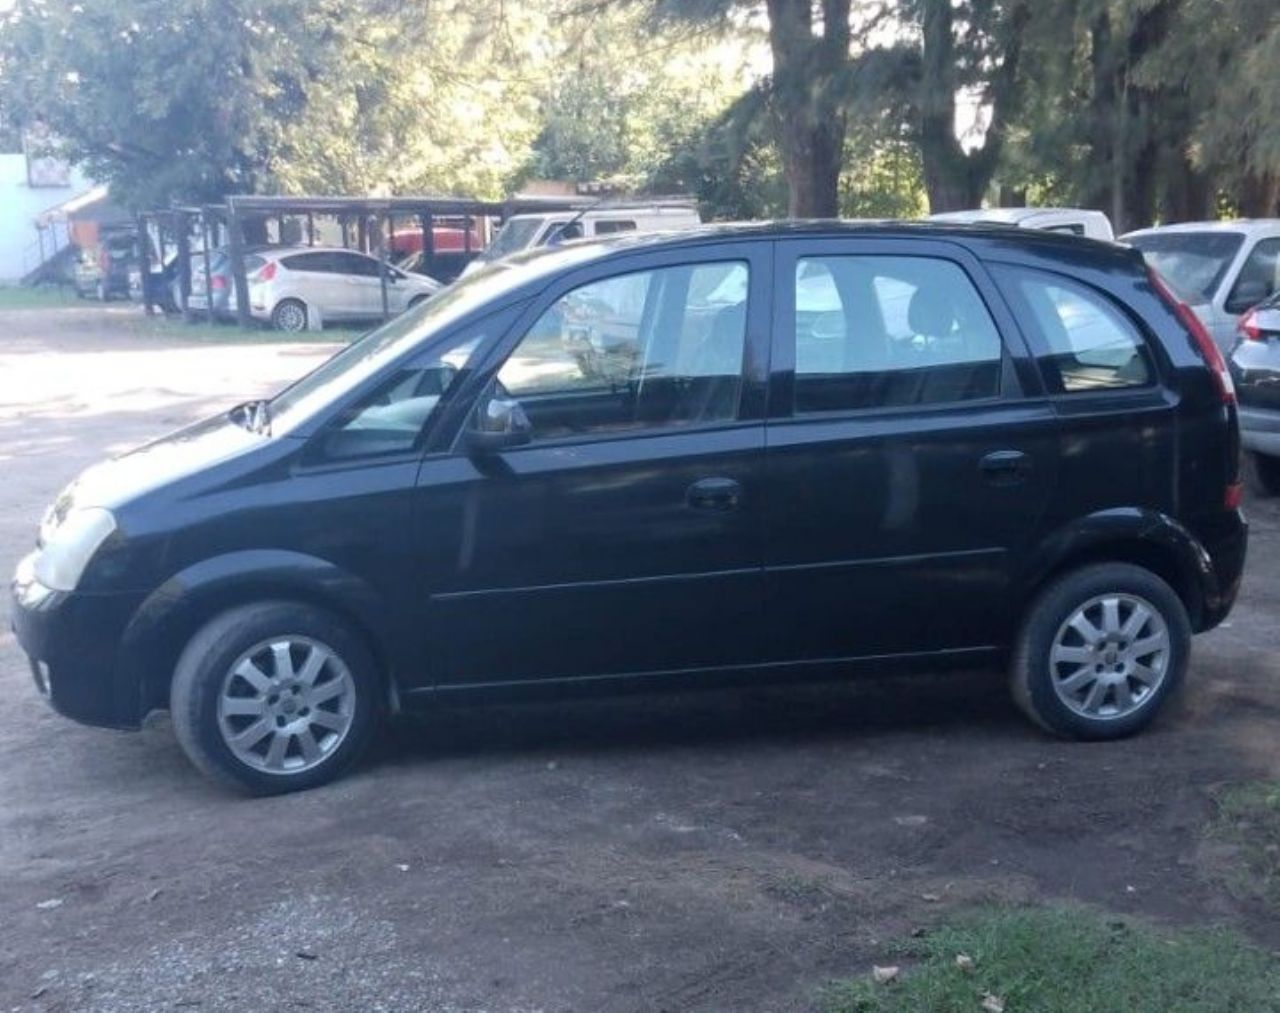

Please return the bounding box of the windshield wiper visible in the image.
[230,399,272,435]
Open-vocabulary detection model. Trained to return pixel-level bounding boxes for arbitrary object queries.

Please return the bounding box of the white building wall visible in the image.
[0,154,96,282]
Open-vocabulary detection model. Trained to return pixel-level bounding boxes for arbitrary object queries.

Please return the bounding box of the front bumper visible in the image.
[10,554,147,730]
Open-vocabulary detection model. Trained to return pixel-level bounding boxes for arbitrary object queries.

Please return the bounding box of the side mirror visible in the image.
[465,395,532,453]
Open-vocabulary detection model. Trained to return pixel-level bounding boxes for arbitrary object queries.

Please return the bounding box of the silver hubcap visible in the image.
[217,636,356,775]
[1050,593,1170,720]
[276,303,304,331]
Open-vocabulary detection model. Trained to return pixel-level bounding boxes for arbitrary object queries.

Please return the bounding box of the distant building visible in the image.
[0,147,100,283]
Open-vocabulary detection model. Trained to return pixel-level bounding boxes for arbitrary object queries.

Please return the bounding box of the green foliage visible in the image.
[0,0,348,208]
[822,905,1280,1013]
[1210,780,1280,902]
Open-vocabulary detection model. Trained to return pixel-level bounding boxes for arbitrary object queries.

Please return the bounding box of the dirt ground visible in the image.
[1,304,1278,1012]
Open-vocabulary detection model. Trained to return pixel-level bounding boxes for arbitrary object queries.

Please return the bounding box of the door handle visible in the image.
[686,476,742,511]
[979,450,1032,485]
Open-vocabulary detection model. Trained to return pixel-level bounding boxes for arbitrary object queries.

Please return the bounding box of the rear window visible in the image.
[1126,231,1244,304]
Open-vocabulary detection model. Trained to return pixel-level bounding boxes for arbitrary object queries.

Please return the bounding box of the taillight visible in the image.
[253,261,277,283]
[211,275,228,290]
[1238,308,1264,341]
[1148,267,1234,404]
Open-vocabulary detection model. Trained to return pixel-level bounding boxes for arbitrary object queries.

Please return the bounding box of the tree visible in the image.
[0,0,353,208]
[638,0,852,216]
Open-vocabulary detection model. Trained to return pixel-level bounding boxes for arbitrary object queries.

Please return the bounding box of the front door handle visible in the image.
[980,450,1032,485]
[687,476,742,511]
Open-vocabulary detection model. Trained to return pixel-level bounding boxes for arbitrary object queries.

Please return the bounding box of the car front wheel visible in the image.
[170,602,379,794]
[1010,563,1190,740]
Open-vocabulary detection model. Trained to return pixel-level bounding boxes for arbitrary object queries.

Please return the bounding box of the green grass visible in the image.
[1211,781,1280,901]
[0,284,81,310]
[118,312,363,345]
[821,906,1280,1013]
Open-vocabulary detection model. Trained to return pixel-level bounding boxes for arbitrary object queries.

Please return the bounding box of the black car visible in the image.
[1231,293,1280,495]
[11,223,1247,794]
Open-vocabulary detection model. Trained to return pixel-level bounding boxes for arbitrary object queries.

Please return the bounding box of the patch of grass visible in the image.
[0,284,81,310]
[120,313,363,346]
[821,906,1280,1012]
[1211,781,1280,901]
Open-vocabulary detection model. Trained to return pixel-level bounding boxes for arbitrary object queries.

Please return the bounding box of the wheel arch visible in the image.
[1018,509,1213,633]
[120,550,400,719]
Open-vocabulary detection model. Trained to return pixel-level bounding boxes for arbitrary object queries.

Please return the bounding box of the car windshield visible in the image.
[1127,231,1245,304]
[266,241,606,432]
[476,217,544,263]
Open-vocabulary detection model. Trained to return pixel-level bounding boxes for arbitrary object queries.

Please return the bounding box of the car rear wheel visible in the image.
[170,602,380,795]
[271,298,308,332]
[1251,451,1280,497]
[1010,563,1190,740]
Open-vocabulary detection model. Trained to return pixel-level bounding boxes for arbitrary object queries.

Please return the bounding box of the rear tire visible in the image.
[1010,563,1190,740]
[271,298,308,332]
[171,602,380,795]
[1251,451,1280,497]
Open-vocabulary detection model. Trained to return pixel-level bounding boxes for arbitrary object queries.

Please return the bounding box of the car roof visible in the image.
[499,218,1132,266]
[262,245,373,259]
[1122,219,1280,240]
[930,207,1106,225]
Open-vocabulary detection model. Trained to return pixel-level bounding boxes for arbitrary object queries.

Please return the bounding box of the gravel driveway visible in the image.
[2,305,1279,1012]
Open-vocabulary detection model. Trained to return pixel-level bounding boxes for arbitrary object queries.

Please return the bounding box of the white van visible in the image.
[465,202,701,275]
[929,207,1116,241]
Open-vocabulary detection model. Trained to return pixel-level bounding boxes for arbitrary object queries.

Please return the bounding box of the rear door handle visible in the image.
[980,450,1032,485]
[686,476,742,511]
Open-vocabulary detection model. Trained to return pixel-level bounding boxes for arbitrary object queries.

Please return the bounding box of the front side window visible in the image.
[1226,238,1280,313]
[1000,268,1152,393]
[792,255,1003,414]
[490,260,749,441]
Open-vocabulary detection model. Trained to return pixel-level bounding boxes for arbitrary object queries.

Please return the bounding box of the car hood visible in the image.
[46,413,269,521]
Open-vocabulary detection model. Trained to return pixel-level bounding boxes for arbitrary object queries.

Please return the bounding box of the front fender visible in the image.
[118,549,399,717]
[1017,507,1214,626]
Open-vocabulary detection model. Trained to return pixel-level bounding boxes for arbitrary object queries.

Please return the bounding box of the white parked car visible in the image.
[245,247,443,332]
[1123,220,1280,351]
[462,202,701,277]
[929,207,1116,241]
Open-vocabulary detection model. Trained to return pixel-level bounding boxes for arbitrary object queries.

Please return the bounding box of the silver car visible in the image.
[245,246,443,331]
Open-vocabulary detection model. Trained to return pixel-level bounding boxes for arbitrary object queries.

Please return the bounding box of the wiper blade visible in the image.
[229,399,271,435]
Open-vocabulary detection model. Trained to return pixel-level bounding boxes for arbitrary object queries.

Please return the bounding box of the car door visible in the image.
[330,252,384,318]
[761,238,1057,663]
[411,242,772,690]
[1216,237,1280,348]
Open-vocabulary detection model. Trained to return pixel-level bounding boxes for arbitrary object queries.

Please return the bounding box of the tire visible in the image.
[170,601,380,795]
[1010,563,1190,740]
[271,298,308,333]
[1251,451,1280,497]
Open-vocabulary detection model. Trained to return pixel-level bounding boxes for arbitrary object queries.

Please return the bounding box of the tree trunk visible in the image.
[1239,172,1280,217]
[915,0,1024,213]
[766,0,850,218]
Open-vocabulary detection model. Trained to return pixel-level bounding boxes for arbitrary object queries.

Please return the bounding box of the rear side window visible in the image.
[999,267,1152,393]
[281,252,333,273]
[594,220,637,235]
[791,255,1003,414]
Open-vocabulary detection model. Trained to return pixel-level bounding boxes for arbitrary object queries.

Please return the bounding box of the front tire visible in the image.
[170,602,380,795]
[271,298,308,332]
[1251,451,1280,497]
[1010,563,1190,740]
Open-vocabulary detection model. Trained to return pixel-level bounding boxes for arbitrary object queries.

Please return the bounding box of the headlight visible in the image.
[33,507,117,592]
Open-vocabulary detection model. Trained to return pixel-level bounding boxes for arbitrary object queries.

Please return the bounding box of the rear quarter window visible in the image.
[994,266,1154,394]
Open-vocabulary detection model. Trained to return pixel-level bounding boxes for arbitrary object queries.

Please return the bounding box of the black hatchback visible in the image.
[11,223,1247,794]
